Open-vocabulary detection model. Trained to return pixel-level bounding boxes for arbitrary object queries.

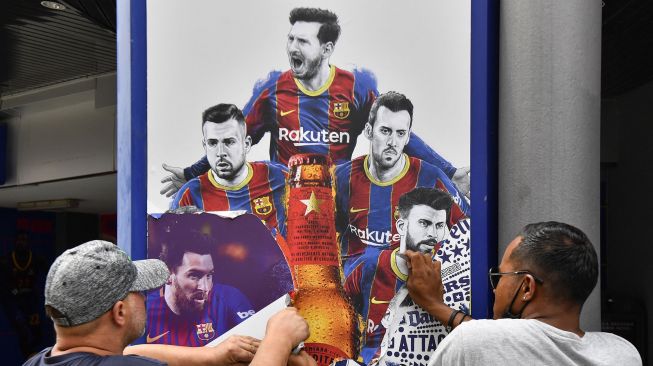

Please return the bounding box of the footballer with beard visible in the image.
[170,103,288,237]
[343,187,461,364]
[145,231,254,346]
[161,7,470,200]
[334,92,469,278]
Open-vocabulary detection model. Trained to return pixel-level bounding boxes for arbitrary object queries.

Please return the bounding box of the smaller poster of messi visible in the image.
[141,212,293,347]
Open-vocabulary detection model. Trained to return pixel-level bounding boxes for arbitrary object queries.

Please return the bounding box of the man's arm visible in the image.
[405,133,456,177]
[159,162,203,198]
[405,251,471,329]
[242,71,280,146]
[124,335,259,366]
[405,133,470,198]
[430,166,470,219]
[249,307,313,366]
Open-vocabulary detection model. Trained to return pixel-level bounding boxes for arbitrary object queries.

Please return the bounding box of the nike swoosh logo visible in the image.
[371,297,391,305]
[146,331,170,343]
[280,109,296,116]
[350,207,368,213]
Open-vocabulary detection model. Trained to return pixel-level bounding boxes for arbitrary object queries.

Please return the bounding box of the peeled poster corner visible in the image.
[141,212,293,346]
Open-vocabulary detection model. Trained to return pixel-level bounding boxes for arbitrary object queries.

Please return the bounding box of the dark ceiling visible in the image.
[0,0,652,98]
[0,0,116,97]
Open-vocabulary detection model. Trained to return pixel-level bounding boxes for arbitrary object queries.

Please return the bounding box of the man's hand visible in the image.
[265,307,310,349]
[452,166,470,198]
[209,335,260,365]
[250,308,311,366]
[406,251,474,329]
[160,163,187,197]
[288,351,318,366]
[405,250,457,327]
[406,250,445,311]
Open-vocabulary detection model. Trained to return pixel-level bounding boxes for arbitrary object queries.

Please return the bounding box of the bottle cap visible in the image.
[287,153,332,168]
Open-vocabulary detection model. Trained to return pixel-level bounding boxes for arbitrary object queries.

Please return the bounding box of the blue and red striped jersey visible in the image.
[344,247,405,365]
[145,284,254,347]
[182,66,457,180]
[335,155,470,276]
[243,65,377,165]
[171,162,288,236]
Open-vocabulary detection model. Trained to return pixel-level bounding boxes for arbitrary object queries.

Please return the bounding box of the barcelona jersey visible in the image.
[171,161,288,236]
[344,247,405,365]
[335,155,470,277]
[183,66,456,180]
[244,65,377,165]
[145,284,254,347]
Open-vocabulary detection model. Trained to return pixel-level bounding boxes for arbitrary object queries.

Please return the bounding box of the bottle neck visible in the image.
[293,265,342,289]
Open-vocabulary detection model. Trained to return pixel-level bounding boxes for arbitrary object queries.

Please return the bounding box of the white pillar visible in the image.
[498,0,602,330]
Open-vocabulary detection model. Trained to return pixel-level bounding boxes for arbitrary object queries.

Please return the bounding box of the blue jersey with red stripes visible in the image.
[335,155,470,277]
[183,66,457,180]
[171,161,288,236]
[243,65,377,165]
[145,284,254,347]
[344,247,405,365]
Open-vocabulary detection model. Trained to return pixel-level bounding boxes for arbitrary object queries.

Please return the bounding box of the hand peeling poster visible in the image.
[144,1,472,365]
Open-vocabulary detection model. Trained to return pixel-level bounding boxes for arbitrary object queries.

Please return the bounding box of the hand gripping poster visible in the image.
[143,1,475,365]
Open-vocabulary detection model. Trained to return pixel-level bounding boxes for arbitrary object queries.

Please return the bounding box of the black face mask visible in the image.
[501,280,529,319]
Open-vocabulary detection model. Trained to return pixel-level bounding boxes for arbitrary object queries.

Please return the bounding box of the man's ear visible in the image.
[322,42,334,59]
[111,300,127,327]
[244,135,252,154]
[521,275,537,302]
[166,273,174,286]
[396,218,407,236]
[364,123,373,140]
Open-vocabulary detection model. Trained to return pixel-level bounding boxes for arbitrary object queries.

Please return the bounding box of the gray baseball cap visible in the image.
[44,240,169,327]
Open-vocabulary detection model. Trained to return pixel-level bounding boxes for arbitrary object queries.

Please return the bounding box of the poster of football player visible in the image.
[146,0,471,214]
[142,212,293,347]
[344,188,470,365]
[142,0,474,363]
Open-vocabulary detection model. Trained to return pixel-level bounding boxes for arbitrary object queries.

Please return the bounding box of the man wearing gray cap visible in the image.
[22,240,311,366]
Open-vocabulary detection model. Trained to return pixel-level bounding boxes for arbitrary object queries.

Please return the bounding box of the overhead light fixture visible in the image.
[40,1,66,11]
[17,199,80,211]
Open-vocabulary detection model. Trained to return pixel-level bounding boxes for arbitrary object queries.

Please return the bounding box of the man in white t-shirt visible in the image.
[405,221,642,366]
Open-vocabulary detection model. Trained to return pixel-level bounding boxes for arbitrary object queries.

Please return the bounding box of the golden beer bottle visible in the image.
[286,153,357,365]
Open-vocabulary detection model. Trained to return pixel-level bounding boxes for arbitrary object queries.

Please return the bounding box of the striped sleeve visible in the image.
[243,71,283,144]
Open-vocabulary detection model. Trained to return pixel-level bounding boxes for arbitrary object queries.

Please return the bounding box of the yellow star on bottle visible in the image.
[300,191,322,216]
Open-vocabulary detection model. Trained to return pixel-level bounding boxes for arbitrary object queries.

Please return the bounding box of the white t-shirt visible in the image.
[428,319,642,366]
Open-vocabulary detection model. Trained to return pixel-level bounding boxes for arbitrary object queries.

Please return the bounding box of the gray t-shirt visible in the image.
[428,319,642,366]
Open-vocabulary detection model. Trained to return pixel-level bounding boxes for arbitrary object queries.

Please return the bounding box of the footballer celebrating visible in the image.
[161,7,469,199]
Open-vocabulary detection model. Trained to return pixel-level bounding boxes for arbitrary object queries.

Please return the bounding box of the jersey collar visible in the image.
[363,154,411,187]
[293,65,336,96]
[390,247,408,282]
[208,163,253,190]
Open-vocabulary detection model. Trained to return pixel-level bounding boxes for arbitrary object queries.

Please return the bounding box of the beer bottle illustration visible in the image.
[286,153,357,365]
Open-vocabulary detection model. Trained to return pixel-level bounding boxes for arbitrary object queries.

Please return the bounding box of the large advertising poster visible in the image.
[146,0,470,214]
[137,1,480,365]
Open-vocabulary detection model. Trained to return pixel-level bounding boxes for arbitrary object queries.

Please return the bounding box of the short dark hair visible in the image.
[289,7,340,45]
[368,91,414,127]
[160,231,215,273]
[511,221,598,305]
[398,187,453,223]
[202,103,245,129]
